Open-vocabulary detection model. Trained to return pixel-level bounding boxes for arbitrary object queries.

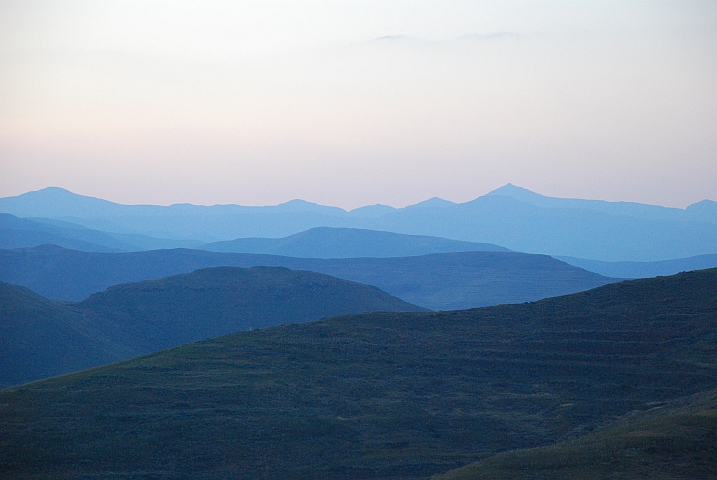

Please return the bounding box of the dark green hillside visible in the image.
[0,245,616,310]
[1,267,423,386]
[76,266,426,353]
[0,283,132,388]
[1,269,716,478]
[432,388,717,480]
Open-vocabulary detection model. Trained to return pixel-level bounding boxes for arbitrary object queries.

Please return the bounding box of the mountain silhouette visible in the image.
[2,186,716,261]
[0,245,617,310]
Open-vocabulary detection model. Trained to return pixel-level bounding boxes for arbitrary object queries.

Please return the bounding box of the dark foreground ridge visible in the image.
[0,267,424,387]
[1,268,716,478]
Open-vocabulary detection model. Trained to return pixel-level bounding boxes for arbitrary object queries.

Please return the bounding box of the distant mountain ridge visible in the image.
[0,213,507,257]
[559,253,717,279]
[485,183,707,222]
[201,227,508,258]
[1,185,716,260]
[0,213,201,252]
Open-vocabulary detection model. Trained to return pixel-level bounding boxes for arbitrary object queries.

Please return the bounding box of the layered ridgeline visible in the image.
[5,204,717,278]
[5,205,716,279]
[0,267,424,387]
[1,185,717,260]
[559,253,717,279]
[0,245,616,310]
[200,227,508,257]
[0,212,509,258]
[0,213,199,252]
[1,269,716,478]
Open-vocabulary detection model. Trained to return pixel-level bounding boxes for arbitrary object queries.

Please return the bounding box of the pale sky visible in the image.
[1,1,716,209]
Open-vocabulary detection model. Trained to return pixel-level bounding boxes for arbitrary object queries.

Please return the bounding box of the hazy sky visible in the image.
[1,1,716,209]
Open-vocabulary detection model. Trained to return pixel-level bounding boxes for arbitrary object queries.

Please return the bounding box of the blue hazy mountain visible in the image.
[559,253,717,279]
[2,186,716,261]
[361,193,717,261]
[201,227,508,258]
[0,187,354,241]
[484,183,694,221]
[0,213,200,252]
[0,246,616,310]
[685,199,717,223]
[345,203,398,217]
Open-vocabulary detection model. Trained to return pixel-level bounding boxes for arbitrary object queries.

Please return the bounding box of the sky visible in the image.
[1,1,716,209]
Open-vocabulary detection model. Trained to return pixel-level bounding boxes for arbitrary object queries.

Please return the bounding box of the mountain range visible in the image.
[558,253,717,279]
[200,226,508,257]
[4,209,717,280]
[2,185,717,260]
[0,213,200,252]
[0,245,617,310]
[2,268,715,478]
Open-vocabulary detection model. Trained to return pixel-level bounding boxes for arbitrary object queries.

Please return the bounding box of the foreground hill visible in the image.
[1,269,715,478]
[201,227,508,257]
[2,186,717,260]
[0,267,423,386]
[0,245,616,310]
[432,388,717,480]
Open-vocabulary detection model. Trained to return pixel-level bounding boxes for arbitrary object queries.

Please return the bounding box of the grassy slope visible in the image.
[0,246,616,310]
[0,269,715,479]
[1,267,424,386]
[431,388,717,480]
